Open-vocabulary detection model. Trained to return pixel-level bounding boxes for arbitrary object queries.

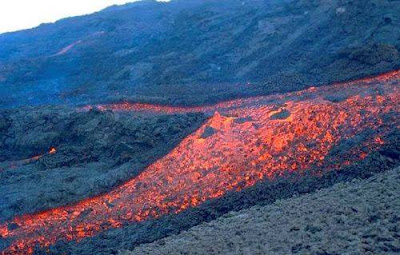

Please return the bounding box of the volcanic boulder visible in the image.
[201,126,217,139]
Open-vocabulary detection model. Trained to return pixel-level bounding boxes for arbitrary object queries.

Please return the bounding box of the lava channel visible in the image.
[1,71,399,254]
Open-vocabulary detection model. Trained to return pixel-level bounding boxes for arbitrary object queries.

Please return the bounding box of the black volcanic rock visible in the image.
[201,126,217,139]
[0,107,206,221]
[0,0,400,108]
[270,109,291,120]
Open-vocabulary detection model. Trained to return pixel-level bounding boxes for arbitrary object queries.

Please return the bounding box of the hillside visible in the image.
[1,69,398,254]
[128,166,400,255]
[0,1,399,254]
[1,0,400,108]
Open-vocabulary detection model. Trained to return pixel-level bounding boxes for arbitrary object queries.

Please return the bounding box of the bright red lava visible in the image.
[1,71,399,254]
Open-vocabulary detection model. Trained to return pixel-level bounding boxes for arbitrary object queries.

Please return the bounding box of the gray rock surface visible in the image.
[0,106,206,221]
[128,166,400,255]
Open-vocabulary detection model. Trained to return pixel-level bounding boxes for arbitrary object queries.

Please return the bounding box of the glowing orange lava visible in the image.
[2,148,57,172]
[49,148,57,154]
[1,70,399,254]
[81,70,400,115]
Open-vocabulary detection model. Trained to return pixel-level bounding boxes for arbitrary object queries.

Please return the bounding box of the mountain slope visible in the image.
[1,0,399,108]
[128,166,400,255]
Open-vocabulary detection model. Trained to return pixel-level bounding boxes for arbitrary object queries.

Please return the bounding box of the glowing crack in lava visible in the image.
[48,147,57,155]
[1,148,59,172]
[1,71,399,254]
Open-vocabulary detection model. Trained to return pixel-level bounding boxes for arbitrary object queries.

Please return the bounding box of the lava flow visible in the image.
[0,148,58,172]
[1,71,399,254]
[82,70,400,115]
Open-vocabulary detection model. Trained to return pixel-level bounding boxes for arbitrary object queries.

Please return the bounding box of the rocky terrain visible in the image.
[0,0,399,254]
[1,0,400,108]
[128,166,400,255]
[0,72,396,254]
[0,107,205,221]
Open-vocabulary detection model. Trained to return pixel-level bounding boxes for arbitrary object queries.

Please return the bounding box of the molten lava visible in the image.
[1,71,399,254]
[49,148,57,154]
[4,148,58,171]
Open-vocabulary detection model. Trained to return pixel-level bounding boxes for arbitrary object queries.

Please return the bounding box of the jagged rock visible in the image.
[0,106,206,222]
[201,126,217,139]
[270,109,291,120]
[380,148,400,160]
[113,143,136,162]
[347,44,400,66]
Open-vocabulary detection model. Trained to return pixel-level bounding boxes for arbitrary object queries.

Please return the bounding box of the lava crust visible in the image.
[0,71,399,254]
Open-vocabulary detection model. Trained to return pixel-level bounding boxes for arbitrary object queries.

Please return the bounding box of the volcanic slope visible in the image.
[128,166,400,255]
[0,70,399,255]
[1,0,400,108]
[0,109,206,222]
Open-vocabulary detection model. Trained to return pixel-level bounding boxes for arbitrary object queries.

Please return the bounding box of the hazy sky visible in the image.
[0,0,168,34]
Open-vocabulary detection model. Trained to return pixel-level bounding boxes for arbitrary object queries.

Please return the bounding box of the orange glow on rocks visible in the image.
[49,148,57,154]
[1,70,399,254]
